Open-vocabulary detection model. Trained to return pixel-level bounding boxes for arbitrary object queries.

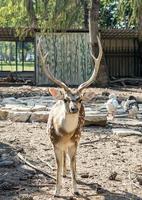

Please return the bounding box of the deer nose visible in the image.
[70,107,78,113]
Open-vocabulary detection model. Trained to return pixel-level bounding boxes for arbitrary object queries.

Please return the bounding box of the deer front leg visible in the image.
[68,144,79,195]
[63,151,67,177]
[54,147,63,197]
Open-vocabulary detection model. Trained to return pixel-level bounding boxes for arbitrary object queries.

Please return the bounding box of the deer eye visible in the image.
[64,98,70,103]
[76,97,82,102]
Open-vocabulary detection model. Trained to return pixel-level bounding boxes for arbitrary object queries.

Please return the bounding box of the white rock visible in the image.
[30,111,49,123]
[115,113,128,118]
[17,164,36,174]
[85,112,107,126]
[112,128,142,137]
[11,106,32,112]
[113,118,142,126]
[27,100,35,106]
[2,104,32,112]
[2,104,18,110]
[31,105,47,112]
[8,111,32,122]
[2,97,17,105]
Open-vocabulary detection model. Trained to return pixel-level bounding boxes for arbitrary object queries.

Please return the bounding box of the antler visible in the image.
[77,36,103,92]
[37,36,71,92]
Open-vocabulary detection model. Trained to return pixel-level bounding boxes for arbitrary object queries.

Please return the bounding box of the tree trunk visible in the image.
[25,0,37,27]
[83,0,89,29]
[138,8,142,41]
[89,0,109,87]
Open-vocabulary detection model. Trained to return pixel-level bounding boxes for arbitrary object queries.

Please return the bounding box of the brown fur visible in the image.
[47,102,85,196]
[47,103,85,146]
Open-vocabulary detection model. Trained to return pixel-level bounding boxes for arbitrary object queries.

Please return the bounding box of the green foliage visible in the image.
[118,0,142,28]
[0,0,141,30]
[100,0,119,28]
[100,0,141,28]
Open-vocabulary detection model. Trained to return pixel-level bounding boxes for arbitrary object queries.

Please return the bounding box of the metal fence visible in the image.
[104,38,142,78]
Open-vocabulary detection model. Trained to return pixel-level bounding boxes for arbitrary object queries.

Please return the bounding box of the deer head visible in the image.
[37,35,103,114]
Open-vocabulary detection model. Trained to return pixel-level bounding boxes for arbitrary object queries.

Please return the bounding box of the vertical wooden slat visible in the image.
[36,32,142,86]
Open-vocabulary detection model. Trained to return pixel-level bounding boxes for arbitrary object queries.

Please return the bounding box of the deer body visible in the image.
[38,35,103,196]
[47,93,85,196]
[48,100,85,146]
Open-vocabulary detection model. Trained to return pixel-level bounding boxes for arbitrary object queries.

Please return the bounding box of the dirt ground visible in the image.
[0,86,142,200]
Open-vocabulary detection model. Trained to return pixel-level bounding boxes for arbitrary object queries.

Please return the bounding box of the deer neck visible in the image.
[54,103,79,133]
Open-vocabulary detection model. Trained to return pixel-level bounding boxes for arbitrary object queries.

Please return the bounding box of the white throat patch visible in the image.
[62,113,79,133]
[53,101,79,134]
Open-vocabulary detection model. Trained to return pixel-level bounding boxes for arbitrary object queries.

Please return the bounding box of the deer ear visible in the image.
[49,88,64,100]
[81,91,96,102]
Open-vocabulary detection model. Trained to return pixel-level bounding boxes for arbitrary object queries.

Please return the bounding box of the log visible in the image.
[85,113,107,126]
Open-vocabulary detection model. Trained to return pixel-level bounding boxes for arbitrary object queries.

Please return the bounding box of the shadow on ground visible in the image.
[0,142,54,200]
[0,142,141,200]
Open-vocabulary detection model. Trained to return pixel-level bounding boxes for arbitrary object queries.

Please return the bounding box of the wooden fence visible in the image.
[36,33,93,86]
[36,30,142,86]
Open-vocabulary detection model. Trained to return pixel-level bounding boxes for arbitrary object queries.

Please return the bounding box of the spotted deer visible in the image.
[38,36,102,196]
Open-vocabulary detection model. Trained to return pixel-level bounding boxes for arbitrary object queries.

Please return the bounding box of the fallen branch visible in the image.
[23,183,54,187]
[38,156,54,170]
[80,136,110,146]
[17,153,56,181]
[110,78,142,84]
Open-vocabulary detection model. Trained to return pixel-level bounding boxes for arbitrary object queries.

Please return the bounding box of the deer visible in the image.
[38,35,103,197]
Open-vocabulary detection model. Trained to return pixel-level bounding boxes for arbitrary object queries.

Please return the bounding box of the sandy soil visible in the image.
[0,86,142,200]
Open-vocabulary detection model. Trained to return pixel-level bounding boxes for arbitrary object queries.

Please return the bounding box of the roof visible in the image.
[0,27,35,42]
[0,27,138,41]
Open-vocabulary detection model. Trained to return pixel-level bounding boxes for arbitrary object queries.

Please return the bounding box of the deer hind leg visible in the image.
[63,150,67,177]
[54,147,63,197]
[68,143,79,195]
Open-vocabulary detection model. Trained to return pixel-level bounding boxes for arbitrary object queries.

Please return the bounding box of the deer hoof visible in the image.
[54,193,61,197]
[74,191,80,196]
[54,194,60,197]
[54,190,61,197]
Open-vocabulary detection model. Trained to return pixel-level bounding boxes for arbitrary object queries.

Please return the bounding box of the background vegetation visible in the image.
[0,0,141,30]
[0,0,141,83]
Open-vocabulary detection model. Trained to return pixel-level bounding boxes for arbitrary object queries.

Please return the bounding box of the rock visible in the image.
[8,111,31,122]
[81,173,89,178]
[112,128,142,137]
[17,195,34,200]
[2,104,32,112]
[31,105,47,112]
[2,97,16,105]
[137,175,142,185]
[11,106,32,112]
[115,113,128,118]
[0,109,8,120]
[27,100,35,106]
[0,160,14,167]
[88,196,105,200]
[138,139,142,143]
[112,118,142,126]
[17,164,36,175]
[30,111,49,123]
[109,172,117,180]
[96,186,106,194]
[85,112,107,126]
[0,181,17,190]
